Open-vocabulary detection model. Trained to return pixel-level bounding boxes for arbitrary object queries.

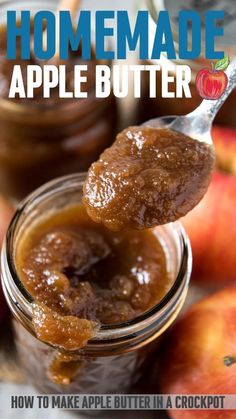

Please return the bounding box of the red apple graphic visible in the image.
[196,56,229,100]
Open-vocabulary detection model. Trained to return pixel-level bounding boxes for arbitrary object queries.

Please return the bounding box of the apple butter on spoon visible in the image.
[83,58,236,231]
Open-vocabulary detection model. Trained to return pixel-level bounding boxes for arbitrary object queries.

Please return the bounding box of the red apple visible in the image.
[0,196,14,322]
[212,125,236,174]
[182,170,236,283]
[196,68,228,100]
[159,286,236,418]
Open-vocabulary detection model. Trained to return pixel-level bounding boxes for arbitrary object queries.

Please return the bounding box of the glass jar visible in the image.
[0,0,117,200]
[139,0,236,126]
[1,173,192,394]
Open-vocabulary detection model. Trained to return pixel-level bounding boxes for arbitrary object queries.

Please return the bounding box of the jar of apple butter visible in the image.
[0,0,117,200]
[1,173,192,395]
[139,0,236,126]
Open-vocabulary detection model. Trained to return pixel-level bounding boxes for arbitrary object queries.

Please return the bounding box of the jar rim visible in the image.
[1,173,192,350]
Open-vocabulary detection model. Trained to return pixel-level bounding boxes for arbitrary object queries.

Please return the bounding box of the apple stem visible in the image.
[223,356,236,367]
[211,62,215,72]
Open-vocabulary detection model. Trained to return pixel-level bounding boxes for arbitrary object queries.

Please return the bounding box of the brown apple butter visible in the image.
[83,126,215,231]
[15,204,172,352]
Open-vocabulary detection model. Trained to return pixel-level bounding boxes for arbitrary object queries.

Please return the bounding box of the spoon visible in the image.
[84,59,236,231]
[143,56,236,146]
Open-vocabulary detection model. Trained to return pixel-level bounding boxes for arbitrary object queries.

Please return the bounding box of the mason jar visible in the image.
[1,173,192,395]
[139,0,236,126]
[0,0,117,200]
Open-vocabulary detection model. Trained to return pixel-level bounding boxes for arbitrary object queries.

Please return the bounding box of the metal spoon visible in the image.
[84,57,236,230]
[143,56,236,146]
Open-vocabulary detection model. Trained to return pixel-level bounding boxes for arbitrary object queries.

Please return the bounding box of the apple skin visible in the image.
[159,286,236,418]
[0,196,14,322]
[196,68,228,100]
[212,125,236,174]
[181,170,236,283]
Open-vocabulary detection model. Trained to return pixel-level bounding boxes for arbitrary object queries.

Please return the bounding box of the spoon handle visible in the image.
[188,56,236,124]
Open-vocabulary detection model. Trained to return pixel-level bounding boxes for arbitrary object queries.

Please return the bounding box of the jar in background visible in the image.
[0,0,117,200]
[139,0,236,126]
[1,173,192,394]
